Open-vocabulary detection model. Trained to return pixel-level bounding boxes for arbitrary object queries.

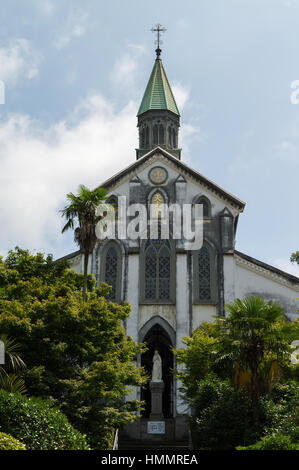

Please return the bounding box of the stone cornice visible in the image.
[235,253,299,292]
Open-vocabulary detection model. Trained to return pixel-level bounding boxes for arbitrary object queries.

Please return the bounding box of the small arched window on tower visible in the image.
[141,128,145,148]
[168,127,172,148]
[193,242,217,304]
[153,125,159,145]
[145,126,149,146]
[100,242,122,302]
[172,128,176,148]
[159,124,165,145]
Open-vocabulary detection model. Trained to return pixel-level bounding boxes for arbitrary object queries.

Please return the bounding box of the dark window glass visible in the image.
[159,124,165,144]
[105,246,118,300]
[153,125,158,145]
[198,246,211,301]
[144,238,171,301]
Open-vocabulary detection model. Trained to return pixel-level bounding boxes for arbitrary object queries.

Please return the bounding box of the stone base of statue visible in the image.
[149,380,164,420]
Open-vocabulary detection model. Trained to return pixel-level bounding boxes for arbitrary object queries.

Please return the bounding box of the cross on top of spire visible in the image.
[151,23,166,59]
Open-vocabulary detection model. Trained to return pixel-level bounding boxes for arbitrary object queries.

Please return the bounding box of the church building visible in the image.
[61,37,299,443]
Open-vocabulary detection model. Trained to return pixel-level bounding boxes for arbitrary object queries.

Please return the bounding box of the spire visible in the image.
[136,25,181,160]
[137,58,180,117]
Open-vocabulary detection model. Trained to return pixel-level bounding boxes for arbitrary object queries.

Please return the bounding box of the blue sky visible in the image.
[0,0,298,275]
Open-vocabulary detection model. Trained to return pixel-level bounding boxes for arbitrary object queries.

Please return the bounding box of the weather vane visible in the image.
[151,23,166,58]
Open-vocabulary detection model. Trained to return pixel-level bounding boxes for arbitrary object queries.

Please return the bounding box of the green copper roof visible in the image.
[137,59,180,116]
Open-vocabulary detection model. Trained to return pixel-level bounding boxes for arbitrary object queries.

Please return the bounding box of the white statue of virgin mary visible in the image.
[152,349,163,382]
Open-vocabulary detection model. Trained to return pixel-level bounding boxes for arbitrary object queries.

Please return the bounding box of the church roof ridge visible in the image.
[137,58,180,117]
[94,146,246,210]
[235,250,299,284]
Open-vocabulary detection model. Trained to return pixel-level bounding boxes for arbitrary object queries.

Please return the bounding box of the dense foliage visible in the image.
[0,431,26,450]
[0,248,147,449]
[175,296,299,450]
[0,390,89,450]
[237,434,298,450]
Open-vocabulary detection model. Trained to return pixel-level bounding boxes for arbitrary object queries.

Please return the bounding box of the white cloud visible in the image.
[0,39,42,84]
[0,93,138,256]
[53,10,88,50]
[111,44,146,90]
[32,0,55,17]
[273,258,299,277]
[172,82,189,111]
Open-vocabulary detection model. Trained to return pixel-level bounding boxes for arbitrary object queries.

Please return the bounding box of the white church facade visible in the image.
[61,47,299,442]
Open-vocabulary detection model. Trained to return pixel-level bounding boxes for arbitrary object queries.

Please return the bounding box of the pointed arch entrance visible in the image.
[139,317,175,418]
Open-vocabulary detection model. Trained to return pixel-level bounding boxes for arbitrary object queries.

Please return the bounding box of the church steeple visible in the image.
[136,25,181,160]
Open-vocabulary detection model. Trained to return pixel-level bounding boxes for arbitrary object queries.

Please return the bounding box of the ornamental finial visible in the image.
[151,23,166,59]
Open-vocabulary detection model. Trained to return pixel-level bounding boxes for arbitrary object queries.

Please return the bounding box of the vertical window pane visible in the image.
[159,124,165,144]
[158,246,170,299]
[153,125,158,145]
[145,246,157,299]
[105,246,118,300]
[198,246,211,301]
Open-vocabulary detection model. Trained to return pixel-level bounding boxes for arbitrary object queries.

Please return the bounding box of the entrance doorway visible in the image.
[141,323,174,418]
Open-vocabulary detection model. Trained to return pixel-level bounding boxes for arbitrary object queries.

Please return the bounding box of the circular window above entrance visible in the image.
[149,166,168,185]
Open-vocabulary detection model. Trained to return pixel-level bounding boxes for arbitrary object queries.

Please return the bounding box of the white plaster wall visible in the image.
[223,254,235,306]
[69,257,82,274]
[125,253,140,403]
[175,253,190,415]
[193,305,217,328]
[234,260,299,321]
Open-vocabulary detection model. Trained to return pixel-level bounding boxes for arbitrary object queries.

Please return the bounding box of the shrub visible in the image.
[237,434,299,450]
[0,390,90,450]
[190,374,258,450]
[0,432,26,450]
[190,374,292,450]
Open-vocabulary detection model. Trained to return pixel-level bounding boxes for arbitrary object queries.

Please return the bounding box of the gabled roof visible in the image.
[95,146,246,210]
[137,59,180,117]
[235,250,299,285]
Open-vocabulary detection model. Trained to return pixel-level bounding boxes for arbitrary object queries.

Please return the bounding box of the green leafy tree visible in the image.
[0,334,26,394]
[290,251,299,265]
[217,297,298,432]
[0,248,147,449]
[60,184,107,301]
[175,296,298,437]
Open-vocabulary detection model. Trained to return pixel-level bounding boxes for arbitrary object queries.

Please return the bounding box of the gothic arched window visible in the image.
[142,232,175,304]
[195,196,211,219]
[151,191,165,217]
[193,242,217,304]
[198,246,211,301]
[100,242,122,302]
[144,238,172,301]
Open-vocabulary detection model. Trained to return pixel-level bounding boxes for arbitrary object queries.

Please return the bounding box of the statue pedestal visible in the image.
[150,380,164,420]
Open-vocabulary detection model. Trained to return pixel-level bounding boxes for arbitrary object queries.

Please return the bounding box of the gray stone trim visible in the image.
[138,315,176,346]
[235,250,299,288]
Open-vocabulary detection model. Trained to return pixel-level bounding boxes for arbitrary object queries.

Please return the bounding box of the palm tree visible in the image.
[0,334,27,394]
[60,184,107,301]
[216,296,295,434]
